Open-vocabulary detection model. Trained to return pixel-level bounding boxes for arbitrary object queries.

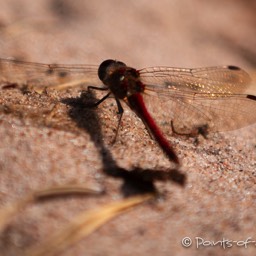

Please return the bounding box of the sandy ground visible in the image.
[0,0,255,255]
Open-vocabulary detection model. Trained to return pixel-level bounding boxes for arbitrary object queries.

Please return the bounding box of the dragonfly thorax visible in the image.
[98,59,145,99]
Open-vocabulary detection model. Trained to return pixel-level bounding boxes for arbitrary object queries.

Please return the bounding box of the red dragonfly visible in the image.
[0,58,255,166]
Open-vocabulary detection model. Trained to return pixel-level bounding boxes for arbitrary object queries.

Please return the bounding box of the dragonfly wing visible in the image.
[0,58,100,91]
[143,92,256,135]
[140,65,251,94]
[140,65,256,133]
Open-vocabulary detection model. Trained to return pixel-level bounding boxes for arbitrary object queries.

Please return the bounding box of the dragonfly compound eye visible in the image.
[98,59,126,82]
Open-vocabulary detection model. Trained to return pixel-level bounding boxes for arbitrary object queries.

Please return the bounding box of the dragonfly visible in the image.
[0,58,255,166]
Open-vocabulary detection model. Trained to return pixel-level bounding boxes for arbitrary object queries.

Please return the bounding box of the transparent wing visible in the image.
[140,65,251,94]
[0,58,100,91]
[140,65,256,133]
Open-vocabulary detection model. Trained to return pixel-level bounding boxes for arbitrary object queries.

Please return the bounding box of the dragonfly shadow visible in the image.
[61,90,186,196]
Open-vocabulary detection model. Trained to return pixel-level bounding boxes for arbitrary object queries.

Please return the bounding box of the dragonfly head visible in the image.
[98,59,126,82]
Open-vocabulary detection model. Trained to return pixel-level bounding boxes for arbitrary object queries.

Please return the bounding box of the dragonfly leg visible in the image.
[1,82,18,90]
[85,85,111,108]
[196,124,209,139]
[86,86,124,144]
[111,98,124,144]
[171,121,209,140]
[88,86,109,91]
